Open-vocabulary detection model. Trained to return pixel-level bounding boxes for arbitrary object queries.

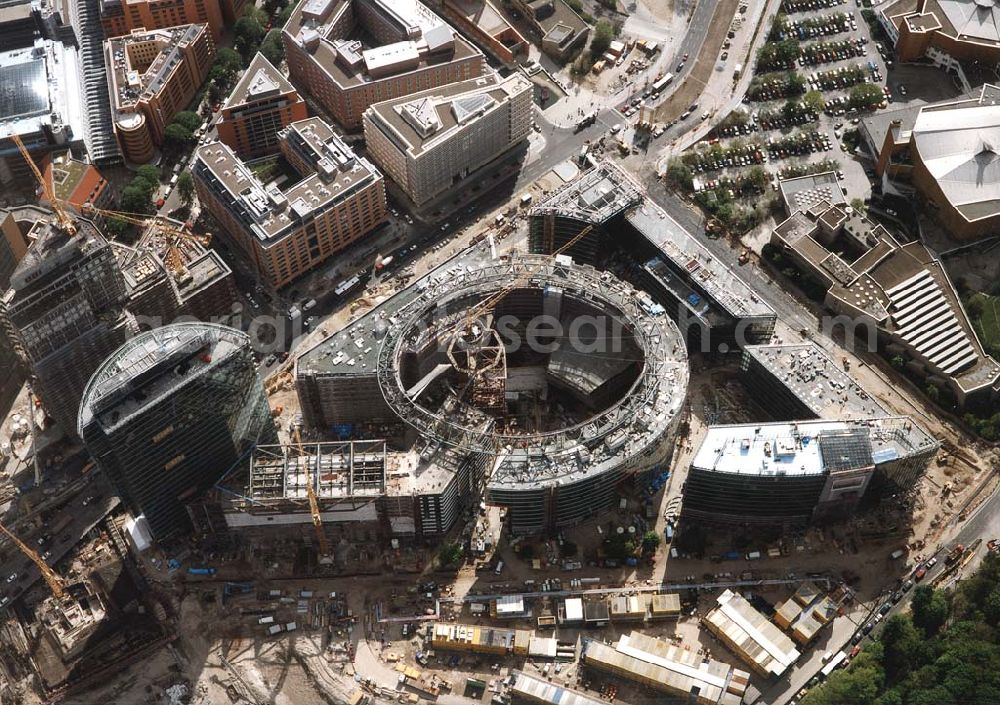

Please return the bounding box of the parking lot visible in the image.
[680,0,894,211]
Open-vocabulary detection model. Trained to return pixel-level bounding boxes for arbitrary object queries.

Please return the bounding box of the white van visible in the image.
[495,560,504,575]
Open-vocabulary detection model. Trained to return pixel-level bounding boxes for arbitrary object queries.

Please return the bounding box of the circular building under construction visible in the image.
[293,252,689,536]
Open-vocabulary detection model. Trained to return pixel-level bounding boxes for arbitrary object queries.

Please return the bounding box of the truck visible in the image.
[733,63,743,78]
[820,651,847,678]
[889,548,905,560]
[945,544,965,566]
[187,567,216,576]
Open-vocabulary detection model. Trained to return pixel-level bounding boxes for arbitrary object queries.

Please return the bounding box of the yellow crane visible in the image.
[11,134,76,236]
[292,426,329,558]
[0,522,65,599]
[80,204,211,274]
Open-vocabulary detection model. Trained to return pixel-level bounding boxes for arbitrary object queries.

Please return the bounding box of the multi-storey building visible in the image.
[193,117,387,289]
[1,216,134,436]
[363,71,532,206]
[79,323,276,541]
[281,0,486,130]
[509,0,590,60]
[882,0,1000,66]
[0,38,86,186]
[105,23,215,164]
[43,150,115,215]
[771,183,1000,407]
[216,53,310,160]
[98,0,225,40]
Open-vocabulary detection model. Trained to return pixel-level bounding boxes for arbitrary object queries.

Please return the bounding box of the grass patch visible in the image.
[246,155,299,186]
[969,292,1000,356]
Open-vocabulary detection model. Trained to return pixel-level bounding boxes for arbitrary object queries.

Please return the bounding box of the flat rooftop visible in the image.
[195,117,381,242]
[0,39,85,143]
[779,171,847,214]
[105,24,204,114]
[692,417,938,477]
[743,343,888,419]
[531,161,643,224]
[79,323,247,431]
[366,72,530,156]
[284,0,481,88]
[627,201,775,320]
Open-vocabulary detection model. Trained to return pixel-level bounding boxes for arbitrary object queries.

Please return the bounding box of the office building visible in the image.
[581,632,749,705]
[882,0,1000,66]
[772,187,1000,407]
[703,590,801,679]
[1,215,134,436]
[216,53,310,160]
[78,323,276,541]
[440,0,527,65]
[0,38,86,186]
[282,0,487,130]
[294,251,689,535]
[99,0,225,40]
[193,117,387,289]
[860,84,1000,241]
[105,23,215,164]
[528,161,777,350]
[739,343,889,421]
[42,150,114,215]
[363,71,532,206]
[683,417,937,525]
[509,0,590,60]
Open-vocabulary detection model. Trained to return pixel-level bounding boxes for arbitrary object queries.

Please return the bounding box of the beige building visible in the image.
[703,589,801,679]
[582,631,749,705]
[216,53,311,160]
[282,0,487,130]
[193,117,387,289]
[363,72,532,206]
[106,24,215,164]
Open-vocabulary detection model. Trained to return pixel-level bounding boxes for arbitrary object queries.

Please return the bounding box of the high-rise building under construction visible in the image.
[0,216,134,436]
[78,323,277,541]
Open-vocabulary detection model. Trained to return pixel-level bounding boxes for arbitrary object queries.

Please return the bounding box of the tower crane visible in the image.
[292,426,329,558]
[0,522,65,599]
[11,134,76,236]
[79,204,211,274]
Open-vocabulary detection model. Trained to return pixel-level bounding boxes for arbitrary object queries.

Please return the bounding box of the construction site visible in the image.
[0,151,997,705]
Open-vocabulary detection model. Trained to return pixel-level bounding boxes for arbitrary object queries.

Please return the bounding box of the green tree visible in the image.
[260,31,285,67]
[176,171,195,206]
[924,384,940,403]
[104,216,129,239]
[850,83,884,110]
[135,164,161,187]
[173,111,202,133]
[803,90,825,114]
[243,4,269,26]
[911,585,950,636]
[211,47,244,85]
[665,159,693,190]
[746,166,769,191]
[234,16,266,63]
[164,123,194,151]
[890,354,905,370]
[122,184,153,214]
[786,71,805,95]
[438,543,463,566]
[879,615,923,683]
[641,530,661,554]
[590,20,614,58]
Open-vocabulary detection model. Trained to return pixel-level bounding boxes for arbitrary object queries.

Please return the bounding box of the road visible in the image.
[0,473,119,610]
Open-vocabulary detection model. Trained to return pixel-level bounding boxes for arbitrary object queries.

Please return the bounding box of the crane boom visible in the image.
[0,523,65,598]
[11,134,76,235]
[293,427,329,557]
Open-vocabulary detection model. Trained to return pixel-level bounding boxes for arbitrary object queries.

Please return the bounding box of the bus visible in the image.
[820,651,848,678]
[651,73,674,95]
